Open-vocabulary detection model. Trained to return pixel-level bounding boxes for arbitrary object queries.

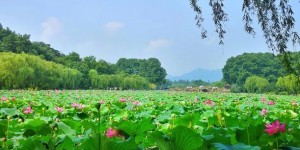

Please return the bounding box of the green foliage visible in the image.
[16,136,48,150]
[116,58,167,85]
[276,74,300,95]
[79,134,137,150]
[0,26,32,54]
[56,136,75,150]
[212,81,226,88]
[0,108,19,116]
[0,90,300,149]
[88,69,150,90]
[229,84,243,93]
[57,122,76,136]
[31,42,65,61]
[0,25,64,61]
[0,52,82,89]
[214,143,260,150]
[149,126,203,150]
[223,53,286,86]
[0,24,167,89]
[244,76,269,93]
[163,79,210,89]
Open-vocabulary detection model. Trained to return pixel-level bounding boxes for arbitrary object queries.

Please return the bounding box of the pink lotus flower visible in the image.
[261,97,266,103]
[120,98,127,102]
[100,100,105,104]
[11,97,16,101]
[260,108,268,116]
[71,102,84,110]
[203,100,215,107]
[292,101,297,107]
[76,104,85,109]
[1,97,7,101]
[55,106,64,113]
[71,102,78,107]
[264,120,286,135]
[55,89,60,94]
[132,101,142,106]
[105,128,121,138]
[267,100,275,105]
[23,106,33,114]
[194,97,199,103]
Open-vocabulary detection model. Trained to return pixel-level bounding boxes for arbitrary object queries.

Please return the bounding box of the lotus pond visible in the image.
[0,90,300,150]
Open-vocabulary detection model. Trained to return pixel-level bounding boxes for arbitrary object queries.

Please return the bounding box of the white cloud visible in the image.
[104,22,124,32]
[40,17,63,42]
[145,39,171,51]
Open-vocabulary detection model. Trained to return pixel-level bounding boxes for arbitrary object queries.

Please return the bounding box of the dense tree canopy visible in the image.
[31,42,65,61]
[88,69,150,90]
[222,52,286,85]
[0,52,82,89]
[244,76,269,93]
[116,58,167,85]
[0,24,167,89]
[163,79,211,89]
[0,25,65,61]
[276,74,300,95]
[0,26,31,54]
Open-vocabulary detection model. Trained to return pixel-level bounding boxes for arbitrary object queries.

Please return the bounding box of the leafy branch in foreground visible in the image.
[190,0,300,75]
[190,0,300,52]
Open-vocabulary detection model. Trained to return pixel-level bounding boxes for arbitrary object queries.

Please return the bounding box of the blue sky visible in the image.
[1,1,299,76]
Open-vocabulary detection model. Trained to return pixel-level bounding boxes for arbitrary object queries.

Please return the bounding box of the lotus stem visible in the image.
[246,125,250,145]
[276,136,279,150]
[98,108,101,150]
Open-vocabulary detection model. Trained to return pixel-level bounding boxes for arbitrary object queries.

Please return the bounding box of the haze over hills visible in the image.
[167,68,223,82]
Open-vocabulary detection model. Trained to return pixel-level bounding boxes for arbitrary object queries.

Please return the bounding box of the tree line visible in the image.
[0,23,166,90]
[0,52,82,89]
[223,52,300,94]
[3,23,300,93]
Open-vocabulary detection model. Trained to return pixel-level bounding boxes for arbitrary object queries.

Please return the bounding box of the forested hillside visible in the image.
[0,24,166,89]
[223,52,300,94]
[223,53,286,85]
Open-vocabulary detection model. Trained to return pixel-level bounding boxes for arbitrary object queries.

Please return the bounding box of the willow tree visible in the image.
[190,0,300,74]
[0,52,82,89]
[277,74,300,94]
[244,76,269,93]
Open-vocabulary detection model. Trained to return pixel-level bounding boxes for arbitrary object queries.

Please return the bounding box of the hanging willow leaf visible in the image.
[190,0,300,76]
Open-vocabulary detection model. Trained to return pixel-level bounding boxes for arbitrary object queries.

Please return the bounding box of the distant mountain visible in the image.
[167,68,222,82]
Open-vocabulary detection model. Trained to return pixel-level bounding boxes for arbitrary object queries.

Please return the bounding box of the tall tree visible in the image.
[0,52,82,89]
[96,60,116,75]
[276,74,300,95]
[31,42,64,61]
[56,52,82,69]
[116,58,141,74]
[139,58,167,85]
[222,52,286,85]
[116,58,167,85]
[0,26,32,54]
[244,76,269,93]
